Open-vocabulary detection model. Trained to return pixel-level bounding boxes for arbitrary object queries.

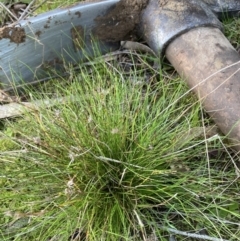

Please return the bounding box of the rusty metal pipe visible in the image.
[166,27,240,150]
[140,0,240,150]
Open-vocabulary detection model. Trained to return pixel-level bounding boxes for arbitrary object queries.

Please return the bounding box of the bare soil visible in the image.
[93,0,149,42]
[0,26,26,43]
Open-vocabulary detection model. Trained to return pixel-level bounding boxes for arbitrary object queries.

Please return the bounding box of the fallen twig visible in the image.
[18,0,37,21]
[0,96,68,119]
[158,226,230,241]
[0,2,18,22]
[121,40,157,57]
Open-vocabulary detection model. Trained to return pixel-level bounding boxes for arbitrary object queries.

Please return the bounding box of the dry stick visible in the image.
[158,226,230,241]
[0,96,70,119]
[121,41,157,57]
[0,2,18,22]
[0,89,14,102]
[121,40,161,69]
[2,0,47,26]
[18,0,37,21]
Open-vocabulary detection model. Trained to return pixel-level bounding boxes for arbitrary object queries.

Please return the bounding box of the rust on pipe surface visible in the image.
[166,27,240,150]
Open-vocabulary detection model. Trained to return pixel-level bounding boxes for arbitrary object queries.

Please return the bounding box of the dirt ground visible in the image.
[0,26,26,43]
[93,0,149,42]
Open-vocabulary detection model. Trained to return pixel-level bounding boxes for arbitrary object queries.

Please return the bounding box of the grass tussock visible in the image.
[0,58,239,240]
[0,1,240,240]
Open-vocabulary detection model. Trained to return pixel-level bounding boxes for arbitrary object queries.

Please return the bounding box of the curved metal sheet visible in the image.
[0,0,120,89]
